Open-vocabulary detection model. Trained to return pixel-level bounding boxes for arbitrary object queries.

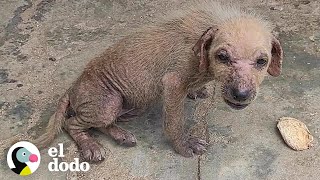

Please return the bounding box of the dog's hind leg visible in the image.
[64,93,123,162]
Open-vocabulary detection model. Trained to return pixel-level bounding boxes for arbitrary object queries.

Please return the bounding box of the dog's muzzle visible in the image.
[223,86,255,110]
[223,98,249,110]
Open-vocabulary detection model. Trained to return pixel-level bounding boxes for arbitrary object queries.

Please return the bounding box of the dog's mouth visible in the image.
[223,98,249,110]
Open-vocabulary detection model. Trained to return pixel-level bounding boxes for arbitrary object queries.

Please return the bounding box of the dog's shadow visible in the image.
[91,100,198,152]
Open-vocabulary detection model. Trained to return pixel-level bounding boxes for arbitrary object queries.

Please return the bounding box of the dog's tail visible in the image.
[33,93,70,148]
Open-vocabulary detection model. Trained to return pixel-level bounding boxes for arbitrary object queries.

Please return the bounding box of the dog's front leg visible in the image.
[162,72,208,157]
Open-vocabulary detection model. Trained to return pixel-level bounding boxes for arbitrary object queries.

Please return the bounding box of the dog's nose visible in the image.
[231,88,251,102]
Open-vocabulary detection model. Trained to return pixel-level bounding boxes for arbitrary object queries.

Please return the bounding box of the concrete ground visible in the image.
[0,0,319,179]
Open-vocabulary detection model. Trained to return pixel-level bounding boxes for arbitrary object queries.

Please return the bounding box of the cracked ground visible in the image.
[0,0,320,180]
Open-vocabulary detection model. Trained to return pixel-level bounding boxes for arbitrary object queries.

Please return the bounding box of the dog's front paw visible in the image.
[114,131,137,147]
[173,136,208,157]
[187,87,209,100]
[78,139,106,162]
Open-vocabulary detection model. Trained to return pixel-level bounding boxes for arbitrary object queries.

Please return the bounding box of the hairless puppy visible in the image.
[34,1,283,162]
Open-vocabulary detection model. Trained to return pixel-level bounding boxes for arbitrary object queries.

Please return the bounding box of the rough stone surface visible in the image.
[0,0,319,180]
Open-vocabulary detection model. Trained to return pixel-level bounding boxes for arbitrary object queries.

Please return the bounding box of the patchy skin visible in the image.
[33,2,283,162]
[208,18,283,109]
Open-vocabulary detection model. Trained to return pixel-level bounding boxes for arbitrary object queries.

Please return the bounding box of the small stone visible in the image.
[25,26,33,30]
[17,121,23,126]
[17,54,28,61]
[7,79,17,83]
[37,90,43,94]
[17,84,23,87]
[49,57,56,61]
[270,6,283,11]
[309,35,315,42]
[301,0,311,5]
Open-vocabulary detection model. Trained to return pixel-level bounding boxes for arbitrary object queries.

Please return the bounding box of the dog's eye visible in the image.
[216,50,230,64]
[256,58,267,68]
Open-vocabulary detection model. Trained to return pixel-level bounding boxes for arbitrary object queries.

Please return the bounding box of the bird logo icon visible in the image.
[7,141,41,176]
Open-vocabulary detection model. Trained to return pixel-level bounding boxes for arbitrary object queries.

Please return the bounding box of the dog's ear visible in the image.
[193,27,218,73]
[268,37,283,77]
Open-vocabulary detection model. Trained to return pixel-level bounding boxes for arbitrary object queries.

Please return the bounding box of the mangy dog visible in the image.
[34,1,283,162]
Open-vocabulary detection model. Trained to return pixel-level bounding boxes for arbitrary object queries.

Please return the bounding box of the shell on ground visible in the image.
[277,117,313,151]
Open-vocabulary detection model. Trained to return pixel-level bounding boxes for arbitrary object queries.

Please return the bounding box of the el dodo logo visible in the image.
[7,141,40,176]
[48,143,90,172]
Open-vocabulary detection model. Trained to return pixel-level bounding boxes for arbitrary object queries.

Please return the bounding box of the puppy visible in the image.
[34,1,283,162]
